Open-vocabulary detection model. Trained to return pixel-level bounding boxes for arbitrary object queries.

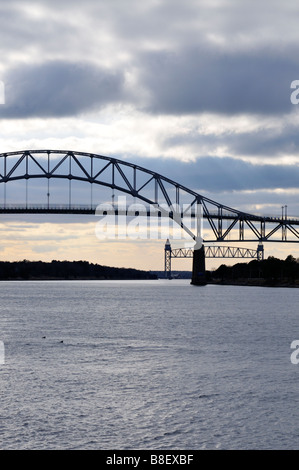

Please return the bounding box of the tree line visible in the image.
[0,260,157,280]
[210,254,299,285]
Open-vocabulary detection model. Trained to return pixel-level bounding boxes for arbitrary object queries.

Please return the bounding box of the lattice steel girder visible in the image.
[170,245,263,259]
[0,150,299,243]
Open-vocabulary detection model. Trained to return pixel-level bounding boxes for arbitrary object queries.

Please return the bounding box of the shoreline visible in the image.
[0,276,157,281]
[207,278,299,288]
[1,276,298,287]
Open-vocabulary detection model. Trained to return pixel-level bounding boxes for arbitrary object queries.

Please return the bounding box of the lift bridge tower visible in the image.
[164,240,264,281]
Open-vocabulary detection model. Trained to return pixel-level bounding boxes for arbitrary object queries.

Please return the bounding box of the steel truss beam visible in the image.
[0,150,298,243]
[164,243,264,278]
[170,245,264,260]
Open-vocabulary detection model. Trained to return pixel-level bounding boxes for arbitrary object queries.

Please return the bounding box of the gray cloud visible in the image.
[1,46,296,119]
[0,60,126,118]
[0,0,299,216]
[162,116,299,160]
[229,123,299,158]
[124,155,299,193]
[1,1,299,119]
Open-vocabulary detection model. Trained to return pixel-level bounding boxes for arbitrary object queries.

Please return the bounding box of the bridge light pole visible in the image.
[282,205,288,220]
[281,205,288,241]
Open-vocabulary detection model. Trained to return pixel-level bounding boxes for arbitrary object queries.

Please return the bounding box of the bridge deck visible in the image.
[0,204,298,224]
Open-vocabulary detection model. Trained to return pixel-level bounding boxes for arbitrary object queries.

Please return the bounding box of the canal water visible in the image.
[0,279,299,449]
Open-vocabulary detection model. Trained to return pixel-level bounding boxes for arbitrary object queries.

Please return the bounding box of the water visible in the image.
[0,279,299,450]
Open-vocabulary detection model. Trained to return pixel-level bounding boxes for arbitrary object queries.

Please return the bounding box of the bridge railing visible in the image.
[1,203,298,221]
[0,203,97,211]
[1,149,299,243]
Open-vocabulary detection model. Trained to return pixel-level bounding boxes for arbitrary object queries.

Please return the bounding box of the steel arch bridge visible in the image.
[0,149,299,245]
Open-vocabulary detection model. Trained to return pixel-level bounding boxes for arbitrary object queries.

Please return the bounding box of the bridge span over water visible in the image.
[0,149,298,285]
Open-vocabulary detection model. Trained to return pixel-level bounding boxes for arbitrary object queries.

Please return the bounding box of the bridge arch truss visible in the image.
[0,149,299,244]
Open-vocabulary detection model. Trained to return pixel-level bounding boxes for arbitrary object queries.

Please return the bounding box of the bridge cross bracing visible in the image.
[164,240,264,279]
[0,149,298,244]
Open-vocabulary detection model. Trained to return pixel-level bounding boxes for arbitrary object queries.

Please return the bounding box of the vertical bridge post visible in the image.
[257,242,264,260]
[164,239,172,279]
[191,199,206,286]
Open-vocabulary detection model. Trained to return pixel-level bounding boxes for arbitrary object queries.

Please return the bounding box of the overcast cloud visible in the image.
[1,61,126,118]
[1,0,299,218]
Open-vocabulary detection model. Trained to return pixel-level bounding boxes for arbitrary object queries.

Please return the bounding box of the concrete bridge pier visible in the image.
[191,199,206,286]
[191,245,206,286]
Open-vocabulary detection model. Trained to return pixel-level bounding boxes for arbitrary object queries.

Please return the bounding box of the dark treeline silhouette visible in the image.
[0,260,157,281]
[210,254,299,286]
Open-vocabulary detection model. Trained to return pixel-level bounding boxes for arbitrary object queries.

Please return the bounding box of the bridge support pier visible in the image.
[164,239,172,279]
[191,245,206,286]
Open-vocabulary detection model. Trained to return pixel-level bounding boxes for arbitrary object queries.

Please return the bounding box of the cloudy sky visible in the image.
[1,0,299,270]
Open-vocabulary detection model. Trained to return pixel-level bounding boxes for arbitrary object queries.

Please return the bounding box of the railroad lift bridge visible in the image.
[0,150,299,285]
[164,241,265,280]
